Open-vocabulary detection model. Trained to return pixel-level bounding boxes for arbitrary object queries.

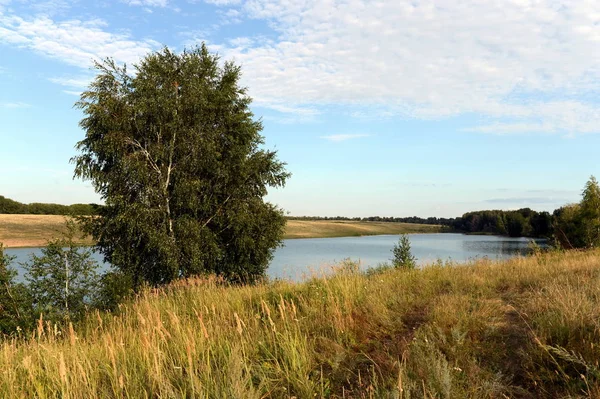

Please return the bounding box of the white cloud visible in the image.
[49,75,94,89]
[211,0,600,134]
[219,8,242,24]
[3,0,598,135]
[0,15,159,68]
[29,0,73,16]
[204,0,241,5]
[123,0,168,7]
[320,134,370,142]
[0,0,10,12]
[0,102,31,108]
[464,101,600,135]
[259,101,319,116]
[49,76,90,96]
[62,90,82,96]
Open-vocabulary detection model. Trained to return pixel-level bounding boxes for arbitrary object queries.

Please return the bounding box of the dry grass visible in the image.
[0,215,441,247]
[2,249,600,397]
[0,214,93,248]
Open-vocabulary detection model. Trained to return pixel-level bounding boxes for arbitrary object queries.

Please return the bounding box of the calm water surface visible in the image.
[5,233,544,282]
[268,233,544,280]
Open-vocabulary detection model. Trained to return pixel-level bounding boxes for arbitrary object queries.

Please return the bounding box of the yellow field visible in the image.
[0,214,93,248]
[0,214,442,247]
[284,219,441,238]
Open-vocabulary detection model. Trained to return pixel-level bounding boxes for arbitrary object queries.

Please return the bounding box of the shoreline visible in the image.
[1,214,443,248]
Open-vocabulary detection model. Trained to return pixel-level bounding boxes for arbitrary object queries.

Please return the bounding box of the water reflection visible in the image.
[268,234,546,281]
[5,233,545,283]
[462,238,545,256]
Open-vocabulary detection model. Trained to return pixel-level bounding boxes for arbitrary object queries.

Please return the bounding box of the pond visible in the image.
[5,233,544,282]
[268,233,544,280]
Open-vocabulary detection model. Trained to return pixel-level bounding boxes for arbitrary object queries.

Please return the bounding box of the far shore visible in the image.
[0,214,443,248]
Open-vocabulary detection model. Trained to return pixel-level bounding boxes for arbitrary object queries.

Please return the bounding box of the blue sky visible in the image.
[0,0,598,218]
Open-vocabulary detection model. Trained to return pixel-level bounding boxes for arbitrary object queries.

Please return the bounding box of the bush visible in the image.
[0,244,32,335]
[23,220,99,323]
[93,271,135,312]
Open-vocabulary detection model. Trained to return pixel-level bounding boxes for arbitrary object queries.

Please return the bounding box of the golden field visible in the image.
[0,214,441,248]
[283,219,442,239]
[0,214,93,248]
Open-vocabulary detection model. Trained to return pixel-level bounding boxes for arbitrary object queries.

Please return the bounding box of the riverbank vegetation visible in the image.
[1,248,600,397]
[289,215,454,226]
[450,208,553,238]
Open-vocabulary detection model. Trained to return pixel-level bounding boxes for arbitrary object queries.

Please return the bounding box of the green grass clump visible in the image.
[2,250,600,397]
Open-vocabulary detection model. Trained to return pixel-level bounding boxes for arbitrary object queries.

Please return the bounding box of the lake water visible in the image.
[5,233,543,282]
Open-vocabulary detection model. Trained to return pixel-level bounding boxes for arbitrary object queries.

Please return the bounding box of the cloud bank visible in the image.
[1,0,599,134]
[0,14,159,68]
[209,0,600,134]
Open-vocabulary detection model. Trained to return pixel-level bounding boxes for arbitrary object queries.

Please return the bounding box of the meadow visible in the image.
[1,249,599,397]
[0,214,442,248]
[0,214,93,248]
[284,219,442,239]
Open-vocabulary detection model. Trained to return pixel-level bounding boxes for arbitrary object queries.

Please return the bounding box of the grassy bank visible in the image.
[2,250,600,397]
[284,219,442,239]
[0,215,442,248]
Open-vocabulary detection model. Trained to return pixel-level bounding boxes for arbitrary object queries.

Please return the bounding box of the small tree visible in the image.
[552,176,600,249]
[24,220,99,322]
[0,244,32,335]
[391,234,417,269]
[580,176,600,248]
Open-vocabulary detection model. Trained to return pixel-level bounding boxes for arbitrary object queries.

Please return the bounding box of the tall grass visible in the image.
[2,250,600,397]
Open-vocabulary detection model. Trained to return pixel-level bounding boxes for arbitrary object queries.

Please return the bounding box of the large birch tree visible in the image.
[73,45,289,287]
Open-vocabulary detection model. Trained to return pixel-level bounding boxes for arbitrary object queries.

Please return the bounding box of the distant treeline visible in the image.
[450,208,553,238]
[0,196,573,240]
[287,215,455,225]
[288,209,554,238]
[0,195,100,215]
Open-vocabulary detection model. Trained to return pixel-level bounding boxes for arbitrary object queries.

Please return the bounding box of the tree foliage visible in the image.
[23,220,99,322]
[391,234,416,269]
[0,244,32,335]
[580,176,600,247]
[452,208,551,238]
[553,176,600,249]
[73,45,290,287]
[0,195,98,215]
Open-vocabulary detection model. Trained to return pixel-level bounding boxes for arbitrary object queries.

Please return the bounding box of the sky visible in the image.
[0,0,599,218]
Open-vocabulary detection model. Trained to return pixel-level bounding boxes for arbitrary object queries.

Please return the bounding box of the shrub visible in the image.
[391,234,417,269]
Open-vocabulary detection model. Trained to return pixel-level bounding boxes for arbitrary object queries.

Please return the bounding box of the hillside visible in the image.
[1,250,599,397]
[0,215,442,248]
[0,214,93,248]
[284,219,442,238]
